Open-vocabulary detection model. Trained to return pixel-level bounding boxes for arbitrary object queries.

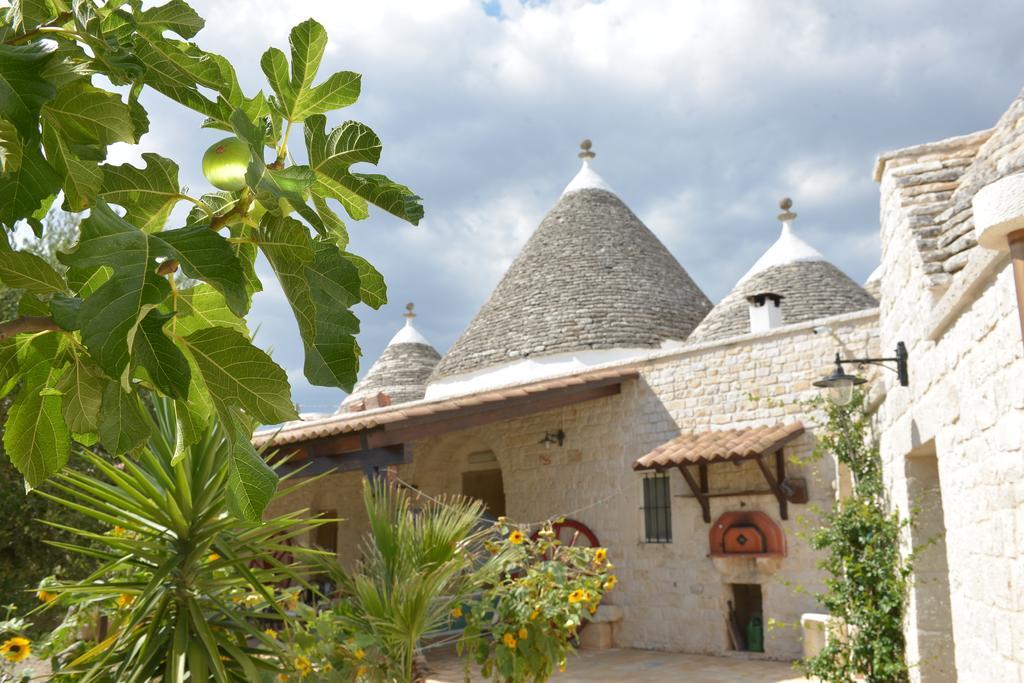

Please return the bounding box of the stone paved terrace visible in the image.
[425,648,810,682]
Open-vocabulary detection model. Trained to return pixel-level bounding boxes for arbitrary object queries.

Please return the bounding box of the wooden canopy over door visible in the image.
[632,422,806,522]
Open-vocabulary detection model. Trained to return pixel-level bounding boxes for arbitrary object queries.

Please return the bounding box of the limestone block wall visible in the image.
[877,133,1024,681]
[267,310,878,659]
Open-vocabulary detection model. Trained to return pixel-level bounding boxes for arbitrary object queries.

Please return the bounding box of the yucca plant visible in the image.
[35,395,325,682]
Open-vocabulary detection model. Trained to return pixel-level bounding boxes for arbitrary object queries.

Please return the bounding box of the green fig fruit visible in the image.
[202,137,250,191]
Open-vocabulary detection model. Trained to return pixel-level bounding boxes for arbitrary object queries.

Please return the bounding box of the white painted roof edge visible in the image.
[423,341,685,401]
[253,307,879,438]
[864,263,883,286]
[387,318,433,347]
[736,219,825,285]
[562,159,613,196]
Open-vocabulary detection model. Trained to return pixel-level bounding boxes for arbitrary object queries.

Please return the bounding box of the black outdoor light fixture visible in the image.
[813,342,909,406]
[539,429,566,448]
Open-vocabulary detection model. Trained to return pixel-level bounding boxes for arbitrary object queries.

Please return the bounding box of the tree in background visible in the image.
[0,209,100,637]
[0,2,420,678]
[0,0,422,521]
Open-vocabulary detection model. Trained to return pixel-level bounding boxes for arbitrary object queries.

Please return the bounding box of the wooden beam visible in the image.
[753,453,788,520]
[367,382,625,448]
[675,488,777,499]
[699,462,709,494]
[775,449,788,520]
[677,463,711,523]
[391,373,636,432]
[276,444,410,478]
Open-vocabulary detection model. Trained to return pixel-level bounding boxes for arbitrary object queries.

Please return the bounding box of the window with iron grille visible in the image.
[642,472,672,543]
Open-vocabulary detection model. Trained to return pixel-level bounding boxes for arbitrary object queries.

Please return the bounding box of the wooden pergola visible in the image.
[253,367,641,478]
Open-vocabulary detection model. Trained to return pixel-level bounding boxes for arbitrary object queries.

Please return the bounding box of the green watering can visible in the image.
[746,616,764,653]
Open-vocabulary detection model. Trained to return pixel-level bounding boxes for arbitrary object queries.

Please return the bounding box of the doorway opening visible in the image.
[461,454,505,521]
[726,583,763,652]
[906,444,957,681]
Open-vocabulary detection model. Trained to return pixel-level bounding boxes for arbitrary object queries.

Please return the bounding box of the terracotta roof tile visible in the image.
[633,422,805,470]
[254,365,640,448]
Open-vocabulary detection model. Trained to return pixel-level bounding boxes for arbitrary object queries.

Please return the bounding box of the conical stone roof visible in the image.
[429,143,711,389]
[690,200,877,342]
[340,304,441,411]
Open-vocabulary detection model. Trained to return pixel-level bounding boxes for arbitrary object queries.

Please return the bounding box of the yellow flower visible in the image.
[111,526,126,537]
[354,648,366,661]
[517,627,528,640]
[116,593,135,609]
[208,553,220,562]
[37,589,57,603]
[559,660,567,672]
[604,575,617,590]
[529,609,540,621]
[450,607,463,618]
[568,589,586,604]
[294,655,313,677]
[508,530,525,545]
[278,674,288,682]
[0,637,31,663]
[593,548,607,564]
[264,628,278,639]
[356,665,367,678]
[323,663,333,672]
[588,605,598,615]
[502,632,517,649]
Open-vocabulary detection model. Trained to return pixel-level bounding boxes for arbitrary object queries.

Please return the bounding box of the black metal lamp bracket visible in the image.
[838,341,909,387]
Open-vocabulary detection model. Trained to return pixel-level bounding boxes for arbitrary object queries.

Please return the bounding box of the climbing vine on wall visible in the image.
[803,391,912,683]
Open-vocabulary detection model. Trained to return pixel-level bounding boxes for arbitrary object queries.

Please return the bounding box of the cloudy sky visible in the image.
[117,0,1024,413]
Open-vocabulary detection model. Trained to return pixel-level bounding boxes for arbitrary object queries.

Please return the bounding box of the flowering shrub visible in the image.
[457,521,615,682]
[0,605,32,683]
[278,484,614,682]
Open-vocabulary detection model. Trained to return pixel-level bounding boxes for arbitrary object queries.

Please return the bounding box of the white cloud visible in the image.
[781,157,872,207]
[128,0,1024,408]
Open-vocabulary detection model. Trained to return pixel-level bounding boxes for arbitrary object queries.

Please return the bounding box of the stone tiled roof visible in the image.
[873,92,1024,290]
[874,128,994,289]
[430,187,712,381]
[689,260,878,342]
[633,422,805,470]
[340,341,441,410]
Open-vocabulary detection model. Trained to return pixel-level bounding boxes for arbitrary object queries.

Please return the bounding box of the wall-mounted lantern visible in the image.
[813,342,909,405]
[539,430,565,448]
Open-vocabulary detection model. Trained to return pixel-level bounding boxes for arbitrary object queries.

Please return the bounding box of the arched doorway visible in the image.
[461,450,506,521]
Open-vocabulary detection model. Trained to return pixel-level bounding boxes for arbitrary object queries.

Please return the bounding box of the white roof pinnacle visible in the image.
[562,139,613,196]
[386,303,433,347]
[736,198,824,285]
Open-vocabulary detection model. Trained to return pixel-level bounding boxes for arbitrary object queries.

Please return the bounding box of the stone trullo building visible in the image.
[260,87,1024,678]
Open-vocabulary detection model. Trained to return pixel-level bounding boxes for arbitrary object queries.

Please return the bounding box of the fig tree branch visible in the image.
[0,316,60,341]
[5,11,74,45]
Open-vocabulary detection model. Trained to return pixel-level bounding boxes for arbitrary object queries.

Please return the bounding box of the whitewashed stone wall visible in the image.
[877,122,1024,681]
[272,310,879,661]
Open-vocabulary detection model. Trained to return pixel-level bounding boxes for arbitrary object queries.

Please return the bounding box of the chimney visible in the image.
[747,292,784,333]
